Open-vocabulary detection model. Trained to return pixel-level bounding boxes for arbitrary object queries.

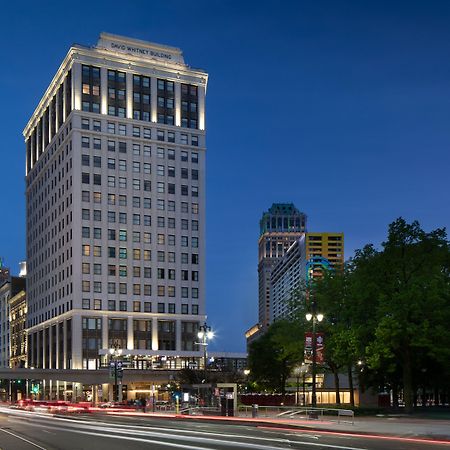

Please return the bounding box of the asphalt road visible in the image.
[0,408,447,450]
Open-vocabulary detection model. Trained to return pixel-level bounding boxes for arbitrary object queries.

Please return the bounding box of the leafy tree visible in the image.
[248,319,304,394]
[363,218,450,413]
[314,269,367,405]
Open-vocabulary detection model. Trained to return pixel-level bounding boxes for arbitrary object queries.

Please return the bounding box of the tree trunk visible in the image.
[348,365,355,407]
[333,370,341,405]
[402,350,414,414]
[392,384,399,409]
[434,387,439,406]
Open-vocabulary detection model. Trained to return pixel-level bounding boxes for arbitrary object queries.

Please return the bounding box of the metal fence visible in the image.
[178,405,353,424]
[238,405,354,424]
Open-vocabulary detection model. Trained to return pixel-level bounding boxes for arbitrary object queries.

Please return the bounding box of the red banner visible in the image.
[304,332,324,364]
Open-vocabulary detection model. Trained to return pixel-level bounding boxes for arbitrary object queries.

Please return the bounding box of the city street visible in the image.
[0,408,448,450]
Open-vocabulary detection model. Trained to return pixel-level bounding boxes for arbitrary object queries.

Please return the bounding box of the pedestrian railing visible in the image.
[180,406,222,416]
[238,406,354,424]
[155,404,354,424]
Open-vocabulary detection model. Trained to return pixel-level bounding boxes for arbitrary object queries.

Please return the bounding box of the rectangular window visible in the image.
[93,192,102,203]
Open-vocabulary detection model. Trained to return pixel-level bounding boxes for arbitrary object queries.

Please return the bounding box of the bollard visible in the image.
[252,404,258,418]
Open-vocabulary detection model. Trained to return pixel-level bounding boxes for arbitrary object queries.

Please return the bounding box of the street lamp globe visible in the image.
[305,313,313,322]
[317,313,324,322]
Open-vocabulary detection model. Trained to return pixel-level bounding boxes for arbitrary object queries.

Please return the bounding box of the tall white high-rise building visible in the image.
[24,33,208,371]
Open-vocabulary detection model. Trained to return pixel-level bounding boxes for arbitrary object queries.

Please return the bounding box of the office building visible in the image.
[305,232,344,280]
[9,288,28,368]
[258,203,307,328]
[270,232,345,323]
[270,236,306,322]
[0,277,26,368]
[24,33,208,374]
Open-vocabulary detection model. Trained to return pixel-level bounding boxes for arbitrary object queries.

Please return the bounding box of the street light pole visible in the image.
[109,340,122,402]
[312,313,317,407]
[306,302,324,408]
[197,322,214,406]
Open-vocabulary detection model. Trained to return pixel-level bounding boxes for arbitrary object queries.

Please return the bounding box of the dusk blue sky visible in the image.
[1,1,449,352]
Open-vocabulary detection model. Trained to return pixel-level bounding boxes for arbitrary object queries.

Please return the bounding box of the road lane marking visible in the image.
[5,419,369,450]
[3,413,369,450]
[0,428,47,449]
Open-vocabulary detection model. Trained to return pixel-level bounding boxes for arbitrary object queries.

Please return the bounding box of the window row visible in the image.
[82,223,198,241]
[81,299,199,315]
[81,200,199,214]
[81,262,199,280]
[81,281,199,298]
[81,137,199,160]
[81,118,199,146]
[81,244,198,264]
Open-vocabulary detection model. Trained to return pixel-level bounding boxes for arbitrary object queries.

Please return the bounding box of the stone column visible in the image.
[101,67,108,115]
[102,315,108,350]
[55,86,60,133]
[55,323,60,369]
[175,82,181,127]
[62,320,67,369]
[71,314,82,369]
[126,71,133,119]
[198,84,206,131]
[152,317,158,350]
[127,316,133,350]
[62,75,67,122]
[176,320,182,352]
[42,329,46,369]
[72,62,82,111]
[151,76,157,123]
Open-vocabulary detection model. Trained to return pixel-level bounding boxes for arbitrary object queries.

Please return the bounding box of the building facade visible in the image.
[0,277,26,368]
[270,236,307,322]
[270,232,345,323]
[9,289,27,368]
[305,232,344,281]
[258,204,307,329]
[24,33,208,373]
